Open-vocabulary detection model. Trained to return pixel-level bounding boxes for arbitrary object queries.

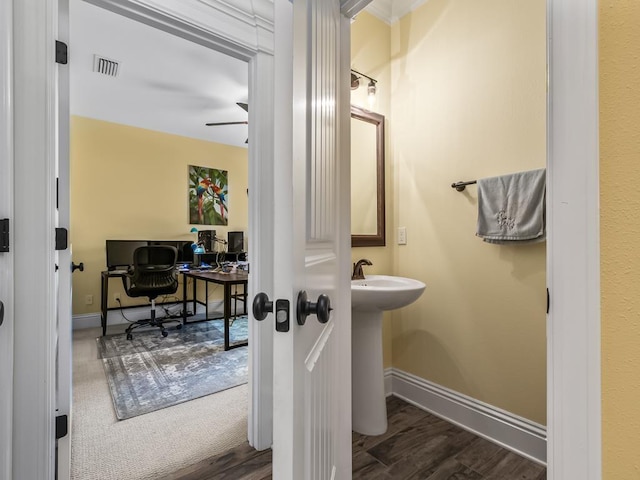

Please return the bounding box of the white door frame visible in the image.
[0,0,14,478]
[7,0,601,477]
[56,0,73,477]
[546,0,601,477]
[82,0,277,450]
[12,0,60,478]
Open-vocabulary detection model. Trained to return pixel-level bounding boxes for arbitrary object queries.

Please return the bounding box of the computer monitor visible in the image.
[105,240,148,270]
[227,231,244,253]
[148,240,194,264]
[107,240,195,269]
[197,230,216,252]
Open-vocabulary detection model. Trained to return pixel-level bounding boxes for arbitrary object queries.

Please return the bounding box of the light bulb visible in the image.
[367,80,376,108]
[367,80,376,98]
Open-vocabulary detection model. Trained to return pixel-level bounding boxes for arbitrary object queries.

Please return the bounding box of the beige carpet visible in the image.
[71,327,248,480]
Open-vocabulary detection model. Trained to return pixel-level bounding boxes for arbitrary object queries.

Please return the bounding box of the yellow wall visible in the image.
[71,116,248,315]
[600,1,640,477]
[350,12,395,367]
[375,0,547,425]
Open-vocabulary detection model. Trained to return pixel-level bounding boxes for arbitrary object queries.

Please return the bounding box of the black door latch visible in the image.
[0,219,8,252]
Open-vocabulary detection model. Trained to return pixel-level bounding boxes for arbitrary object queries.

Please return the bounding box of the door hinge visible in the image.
[55,415,68,439]
[55,228,68,251]
[55,40,68,65]
[0,219,8,252]
[546,288,550,314]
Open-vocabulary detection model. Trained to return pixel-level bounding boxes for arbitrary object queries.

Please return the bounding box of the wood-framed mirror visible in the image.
[351,105,385,247]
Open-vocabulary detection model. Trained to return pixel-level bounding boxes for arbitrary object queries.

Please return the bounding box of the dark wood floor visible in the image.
[165,396,546,480]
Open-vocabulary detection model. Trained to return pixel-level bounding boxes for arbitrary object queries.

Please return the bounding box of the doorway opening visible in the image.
[68,1,255,477]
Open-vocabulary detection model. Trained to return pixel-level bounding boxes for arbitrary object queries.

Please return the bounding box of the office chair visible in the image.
[121,245,181,339]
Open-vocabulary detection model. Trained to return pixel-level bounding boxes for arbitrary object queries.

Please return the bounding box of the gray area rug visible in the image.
[97,317,248,420]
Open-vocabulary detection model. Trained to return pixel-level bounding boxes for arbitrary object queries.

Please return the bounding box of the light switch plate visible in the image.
[398,227,407,245]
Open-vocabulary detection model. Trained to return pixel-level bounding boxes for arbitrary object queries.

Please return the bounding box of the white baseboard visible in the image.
[384,368,547,465]
[72,301,225,331]
[384,367,393,396]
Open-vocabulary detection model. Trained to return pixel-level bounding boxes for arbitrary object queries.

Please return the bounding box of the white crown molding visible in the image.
[84,0,274,57]
[386,368,547,465]
[341,0,375,19]
[364,0,428,24]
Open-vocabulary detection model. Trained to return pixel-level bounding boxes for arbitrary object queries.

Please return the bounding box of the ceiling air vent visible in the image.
[93,55,120,77]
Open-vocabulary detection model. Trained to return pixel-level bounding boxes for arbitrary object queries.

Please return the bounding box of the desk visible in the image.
[100,270,127,336]
[181,270,249,351]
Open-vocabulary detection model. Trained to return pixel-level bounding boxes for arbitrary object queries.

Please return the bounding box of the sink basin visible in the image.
[352,275,426,312]
[351,275,426,436]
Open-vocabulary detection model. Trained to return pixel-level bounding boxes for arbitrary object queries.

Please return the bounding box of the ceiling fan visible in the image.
[206,102,249,144]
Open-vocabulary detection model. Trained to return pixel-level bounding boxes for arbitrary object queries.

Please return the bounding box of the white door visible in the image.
[0,1,14,478]
[271,0,352,478]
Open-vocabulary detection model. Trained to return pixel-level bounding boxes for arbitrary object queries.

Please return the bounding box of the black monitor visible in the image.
[107,240,195,269]
[148,240,194,264]
[227,231,244,253]
[105,240,148,270]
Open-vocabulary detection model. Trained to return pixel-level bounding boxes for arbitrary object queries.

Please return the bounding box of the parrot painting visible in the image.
[212,183,227,221]
[196,177,214,224]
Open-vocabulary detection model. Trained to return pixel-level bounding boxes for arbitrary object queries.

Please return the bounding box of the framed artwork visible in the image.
[188,165,228,225]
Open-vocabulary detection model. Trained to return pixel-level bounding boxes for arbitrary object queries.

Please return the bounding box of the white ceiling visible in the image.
[69,0,405,148]
[70,0,250,147]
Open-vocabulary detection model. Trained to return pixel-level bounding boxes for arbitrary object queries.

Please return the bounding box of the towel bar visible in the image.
[451,180,477,192]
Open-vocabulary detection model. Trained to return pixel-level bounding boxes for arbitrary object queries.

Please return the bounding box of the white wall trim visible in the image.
[0,0,14,477]
[12,0,59,477]
[546,0,601,478]
[71,300,227,330]
[73,313,111,330]
[84,0,274,59]
[384,367,392,396]
[341,0,375,19]
[386,368,547,466]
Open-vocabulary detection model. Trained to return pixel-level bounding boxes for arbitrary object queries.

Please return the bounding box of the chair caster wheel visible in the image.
[126,333,133,341]
[162,330,168,337]
[176,324,183,330]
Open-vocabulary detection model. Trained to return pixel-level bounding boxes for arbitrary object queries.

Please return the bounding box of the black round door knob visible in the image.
[71,262,84,272]
[252,292,274,321]
[296,291,332,325]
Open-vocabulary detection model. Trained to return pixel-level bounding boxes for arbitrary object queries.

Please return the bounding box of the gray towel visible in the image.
[476,168,546,244]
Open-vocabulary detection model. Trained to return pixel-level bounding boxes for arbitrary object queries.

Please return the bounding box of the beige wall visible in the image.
[71,116,248,315]
[600,1,640,477]
[350,13,395,367]
[352,0,548,424]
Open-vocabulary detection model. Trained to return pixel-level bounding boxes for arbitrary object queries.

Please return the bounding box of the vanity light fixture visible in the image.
[350,68,377,100]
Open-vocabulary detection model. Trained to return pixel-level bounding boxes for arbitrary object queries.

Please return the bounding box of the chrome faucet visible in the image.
[352,259,373,280]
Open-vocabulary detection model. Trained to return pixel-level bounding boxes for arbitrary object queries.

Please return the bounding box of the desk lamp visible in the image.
[189,227,205,254]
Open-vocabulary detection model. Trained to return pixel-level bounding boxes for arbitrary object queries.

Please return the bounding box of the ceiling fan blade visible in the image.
[236,102,249,112]
[205,121,249,126]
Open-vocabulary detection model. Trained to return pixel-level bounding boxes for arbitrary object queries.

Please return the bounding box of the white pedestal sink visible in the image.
[351,275,426,436]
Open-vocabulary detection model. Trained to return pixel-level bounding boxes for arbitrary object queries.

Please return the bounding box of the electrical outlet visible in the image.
[85,294,93,305]
[398,227,407,245]
[113,293,121,303]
